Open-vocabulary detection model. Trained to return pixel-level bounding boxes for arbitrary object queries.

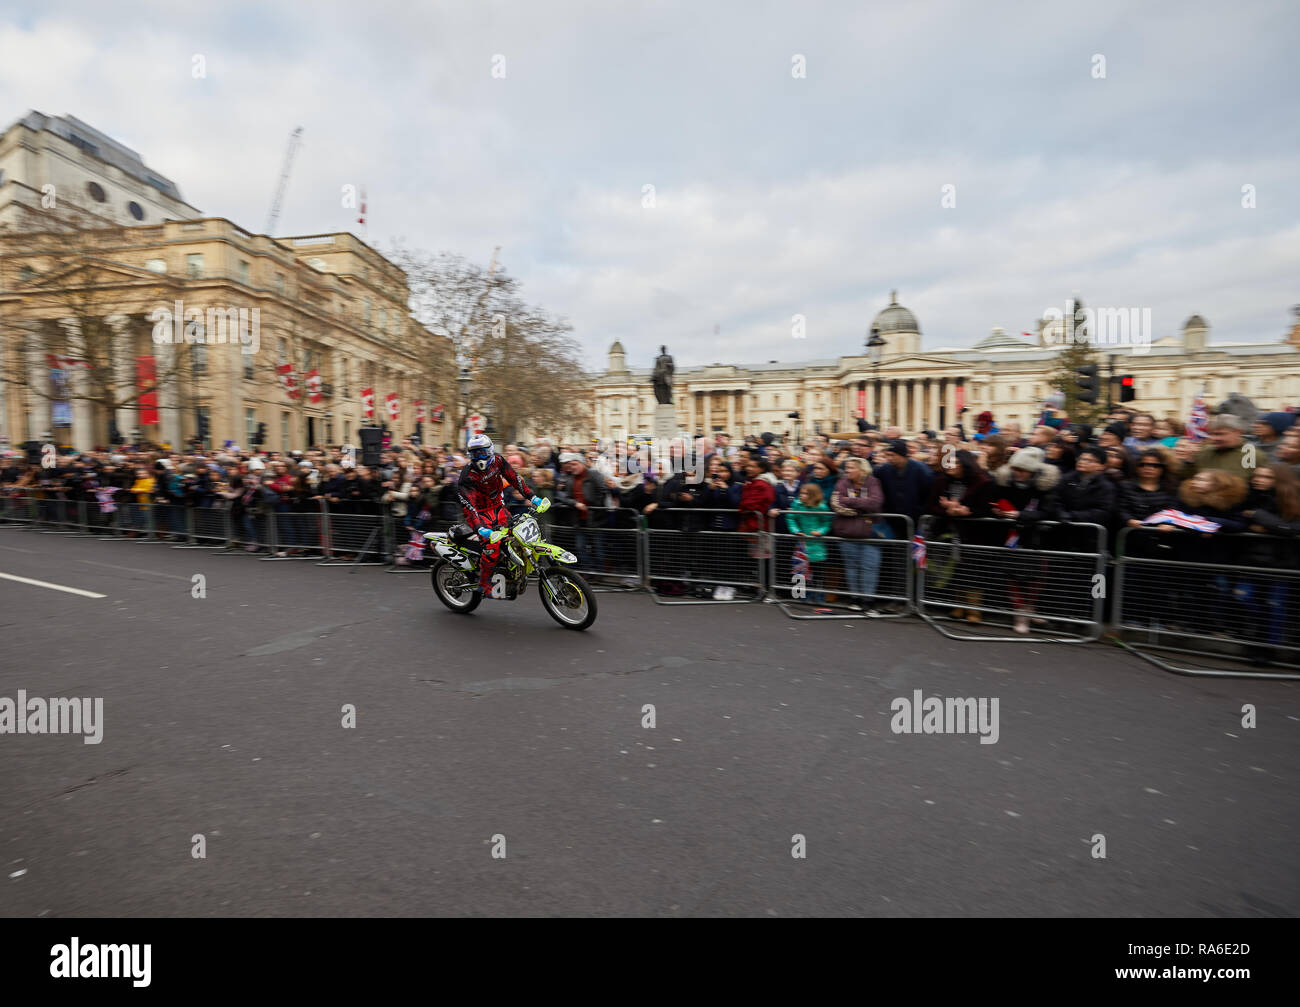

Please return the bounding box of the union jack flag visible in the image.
[1188,390,1209,441]
[911,534,927,568]
[1142,508,1221,533]
[94,486,118,514]
[1004,528,1020,549]
[405,528,427,562]
[792,542,811,584]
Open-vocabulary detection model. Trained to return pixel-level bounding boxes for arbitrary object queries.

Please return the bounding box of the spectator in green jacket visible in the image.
[786,482,832,603]
[1195,414,1256,480]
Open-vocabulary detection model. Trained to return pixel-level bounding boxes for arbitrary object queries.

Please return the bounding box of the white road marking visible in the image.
[78,558,191,582]
[0,544,35,553]
[0,571,106,598]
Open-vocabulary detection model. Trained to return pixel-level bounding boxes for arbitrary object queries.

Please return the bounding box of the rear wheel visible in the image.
[539,567,598,631]
[432,560,482,614]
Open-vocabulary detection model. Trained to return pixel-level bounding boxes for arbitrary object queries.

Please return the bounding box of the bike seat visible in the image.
[449,523,479,544]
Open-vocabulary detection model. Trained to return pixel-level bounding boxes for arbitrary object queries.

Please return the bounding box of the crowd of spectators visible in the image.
[3,400,1298,646]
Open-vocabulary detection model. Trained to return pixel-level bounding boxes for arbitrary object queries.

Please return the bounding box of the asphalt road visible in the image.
[1,527,1296,917]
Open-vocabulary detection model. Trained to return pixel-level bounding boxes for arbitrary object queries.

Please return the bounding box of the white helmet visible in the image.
[468,433,495,472]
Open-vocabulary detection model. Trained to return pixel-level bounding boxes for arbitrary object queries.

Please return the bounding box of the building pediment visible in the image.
[15,256,181,293]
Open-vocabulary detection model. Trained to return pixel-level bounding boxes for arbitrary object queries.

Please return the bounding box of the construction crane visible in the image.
[264,126,303,235]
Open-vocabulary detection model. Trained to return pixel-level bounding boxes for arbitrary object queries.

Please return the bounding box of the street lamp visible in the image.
[457,367,473,443]
[866,328,886,429]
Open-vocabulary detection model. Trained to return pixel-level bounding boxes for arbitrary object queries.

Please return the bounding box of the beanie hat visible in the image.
[887,438,908,456]
[1260,411,1296,437]
[1079,446,1107,465]
[1008,446,1045,473]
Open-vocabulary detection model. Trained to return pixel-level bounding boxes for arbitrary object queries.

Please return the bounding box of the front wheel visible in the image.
[539,567,598,631]
[432,560,482,614]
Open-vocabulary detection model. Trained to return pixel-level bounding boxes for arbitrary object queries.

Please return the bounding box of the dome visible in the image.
[871,290,920,334]
[1183,315,1207,329]
[973,327,1034,351]
[608,340,625,353]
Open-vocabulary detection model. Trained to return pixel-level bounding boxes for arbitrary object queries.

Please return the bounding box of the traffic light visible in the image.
[1075,364,1100,404]
[1119,375,1136,403]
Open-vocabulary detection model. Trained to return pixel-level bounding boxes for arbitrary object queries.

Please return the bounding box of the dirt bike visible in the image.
[425,500,599,631]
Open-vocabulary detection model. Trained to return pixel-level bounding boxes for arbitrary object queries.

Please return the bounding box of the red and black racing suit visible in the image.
[458,455,535,593]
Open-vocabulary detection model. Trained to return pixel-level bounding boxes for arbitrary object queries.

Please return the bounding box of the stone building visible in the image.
[0,217,455,451]
[593,293,1300,441]
[0,111,202,229]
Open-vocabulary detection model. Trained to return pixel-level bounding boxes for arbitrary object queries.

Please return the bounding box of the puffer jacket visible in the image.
[830,474,884,539]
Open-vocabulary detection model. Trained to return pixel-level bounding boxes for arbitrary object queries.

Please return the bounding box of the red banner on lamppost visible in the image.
[136,356,159,425]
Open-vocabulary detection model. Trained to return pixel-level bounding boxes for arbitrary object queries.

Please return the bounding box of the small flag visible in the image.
[1142,509,1221,533]
[361,387,375,419]
[277,363,299,399]
[1188,389,1209,441]
[405,528,426,562]
[94,486,117,514]
[415,400,427,423]
[307,368,323,404]
[386,393,400,422]
[792,542,811,584]
[911,534,927,568]
[1004,528,1020,549]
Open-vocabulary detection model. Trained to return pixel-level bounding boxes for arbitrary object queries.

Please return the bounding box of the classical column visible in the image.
[58,318,95,451]
[929,379,940,431]
[726,389,736,435]
[156,337,182,449]
[702,392,712,433]
[19,320,50,439]
[106,314,138,445]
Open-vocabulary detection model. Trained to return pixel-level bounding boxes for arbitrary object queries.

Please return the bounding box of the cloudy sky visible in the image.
[2,0,1297,369]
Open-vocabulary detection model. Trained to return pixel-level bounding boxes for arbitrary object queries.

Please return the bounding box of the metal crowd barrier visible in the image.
[8,481,1297,678]
[315,508,387,566]
[916,517,1107,643]
[1113,526,1300,680]
[0,490,37,526]
[644,508,768,604]
[385,514,453,574]
[263,504,326,561]
[546,506,643,591]
[767,510,914,619]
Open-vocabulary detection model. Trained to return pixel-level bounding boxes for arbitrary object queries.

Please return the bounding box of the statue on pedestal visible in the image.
[652,345,674,405]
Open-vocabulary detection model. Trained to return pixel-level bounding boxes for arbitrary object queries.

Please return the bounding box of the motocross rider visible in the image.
[458,433,546,596]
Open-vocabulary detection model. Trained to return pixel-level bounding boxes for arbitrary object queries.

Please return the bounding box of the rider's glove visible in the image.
[478,526,493,540]
[531,496,543,507]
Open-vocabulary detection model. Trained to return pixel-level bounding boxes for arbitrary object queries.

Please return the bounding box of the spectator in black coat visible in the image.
[873,438,934,526]
[1051,447,1117,549]
[1118,450,1180,528]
